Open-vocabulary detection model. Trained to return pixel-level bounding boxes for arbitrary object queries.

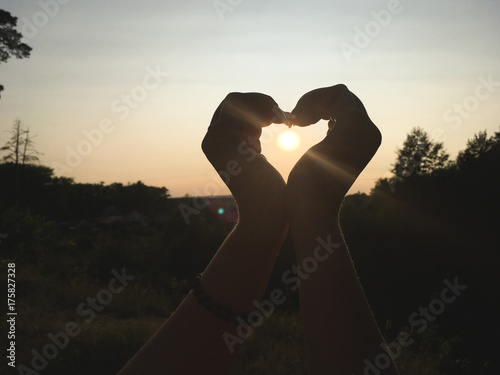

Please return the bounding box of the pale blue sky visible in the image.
[1,0,499,196]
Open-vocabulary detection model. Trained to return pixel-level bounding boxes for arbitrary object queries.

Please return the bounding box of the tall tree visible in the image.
[456,130,498,166]
[21,128,41,165]
[1,118,22,165]
[1,119,41,165]
[391,127,450,180]
[0,9,32,97]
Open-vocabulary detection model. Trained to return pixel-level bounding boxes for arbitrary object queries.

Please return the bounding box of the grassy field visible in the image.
[1,263,460,375]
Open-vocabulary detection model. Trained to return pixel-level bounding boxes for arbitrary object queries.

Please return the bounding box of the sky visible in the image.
[1,0,499,197]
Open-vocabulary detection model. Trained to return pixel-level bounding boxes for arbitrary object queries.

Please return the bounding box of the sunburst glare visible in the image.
[278,130,300,151]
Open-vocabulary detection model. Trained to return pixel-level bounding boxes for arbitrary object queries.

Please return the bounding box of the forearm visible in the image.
[119,189,287,375]
[117,293,241,375]
[118,94,289,375]
[202,153,288,313]
[287,101,398,374]
[119,159,287,375]
[289,213,396,374]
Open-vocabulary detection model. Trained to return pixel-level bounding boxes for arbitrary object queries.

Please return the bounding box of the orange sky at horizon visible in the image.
[1,1,499,197]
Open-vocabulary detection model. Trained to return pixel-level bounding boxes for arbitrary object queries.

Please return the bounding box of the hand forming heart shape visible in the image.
[212,84,359,130]
[202,83,381,207]
[203,84,375,156]
[117,84,392,375]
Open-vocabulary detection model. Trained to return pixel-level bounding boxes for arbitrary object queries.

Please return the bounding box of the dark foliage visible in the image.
[0,9,32,96]
[338,127,500,374]
[0,163,171,220]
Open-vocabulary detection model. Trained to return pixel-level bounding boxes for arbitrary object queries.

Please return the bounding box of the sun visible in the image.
[278,130,300,151]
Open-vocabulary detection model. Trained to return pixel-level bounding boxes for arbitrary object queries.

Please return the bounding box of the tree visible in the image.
[1,119,42,165]
[1,118,22,165]
[456,129,499,166]
[0,9,32,97]
[20,127,41,165]
[391,127,450,180]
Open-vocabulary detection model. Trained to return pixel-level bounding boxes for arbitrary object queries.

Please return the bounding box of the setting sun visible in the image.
[278,130,300,151]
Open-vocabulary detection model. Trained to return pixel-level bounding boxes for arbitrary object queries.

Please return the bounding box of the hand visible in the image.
[290,84,358,127]
[200,93,289,315]
[202,92,289,225]
[287,85,381,211]
[284,86,397,375]
[203,92,287,158]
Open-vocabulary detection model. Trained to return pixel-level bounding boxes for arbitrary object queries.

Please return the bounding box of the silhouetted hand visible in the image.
[117,93,290,375]
[202,92,288,225]
[285,86,399,375]
[290,84,358,127]
[287,85,381,213]
[203,92,287,157]
[200,93,289,316]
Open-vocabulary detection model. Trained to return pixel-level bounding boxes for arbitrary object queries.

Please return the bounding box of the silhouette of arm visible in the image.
[287,85,399,374]
[117,93,288,374]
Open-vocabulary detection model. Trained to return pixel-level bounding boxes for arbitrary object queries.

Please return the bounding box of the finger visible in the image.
[290,87,332,126]
[270,106,288,125]
[246,94,289,127]
[290,99,322,127]
[282,111,296,128]
[219,92,281,128]
[205,92,281,155]
[291,85,352,126]
[238,122,263,153]
[328,88,356,118]
[350,92,368,115]
[207,93,271,140]
[209,100,225,126]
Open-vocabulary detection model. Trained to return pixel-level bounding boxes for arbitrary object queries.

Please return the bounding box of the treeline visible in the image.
[0,163,171,220]
[338,128,500,374]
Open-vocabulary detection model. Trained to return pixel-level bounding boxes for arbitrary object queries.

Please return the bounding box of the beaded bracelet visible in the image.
[192,273,244,326]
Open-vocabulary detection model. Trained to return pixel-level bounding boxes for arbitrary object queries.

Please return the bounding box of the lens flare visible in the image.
[278,131,299,151]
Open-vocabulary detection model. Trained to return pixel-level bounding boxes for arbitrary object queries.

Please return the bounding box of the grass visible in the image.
[5,263,310,374]
[230,313,308,375]
[1,262,464,374]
